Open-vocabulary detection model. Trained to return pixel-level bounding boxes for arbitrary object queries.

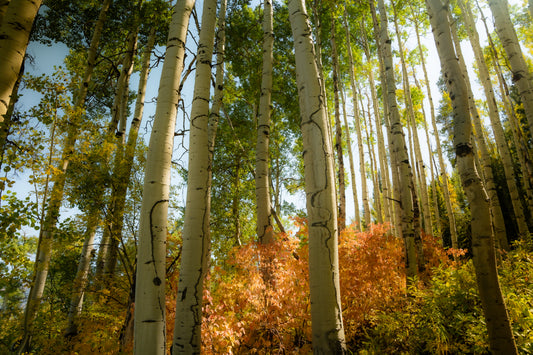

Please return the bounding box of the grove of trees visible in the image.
[0,0,533,353]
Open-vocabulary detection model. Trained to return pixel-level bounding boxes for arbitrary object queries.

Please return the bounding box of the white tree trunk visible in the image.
[172,0,217,352]
[0,0,41,122]
[255,0,274,244]
[288,0,346,352]
[133,1,195,354]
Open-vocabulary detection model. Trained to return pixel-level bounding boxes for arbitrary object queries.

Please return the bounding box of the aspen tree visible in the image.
[0,0,41,124]
[360,27,393,225]
[487,0,533,142]
[392,5,432,234]
[339,80,361,230]
[409,2,457,246]
[288,0,346,351]
[427,0,518,352]
[256,0,274,244]
[0,0,10,25]
[17,1,112,352]
[133,1,195,353]
[172,0,217,352]
[342,3,363,230]
[373,0,418,277]
[364,98,383,223]
[331,16,347,231]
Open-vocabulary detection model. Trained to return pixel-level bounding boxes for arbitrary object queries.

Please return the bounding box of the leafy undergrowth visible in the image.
[4,222,533,354]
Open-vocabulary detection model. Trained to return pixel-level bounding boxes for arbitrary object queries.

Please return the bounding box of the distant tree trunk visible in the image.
[0,0,41,125]
[364,101,383,224]
[341,9,361,229]
[65,213,99,337]
[487,0,533,143]
[255,0,274,244]
[17,1,112,352]
[133,1,195,353]
[172,0,217,352]
[331,17,346,231]
[361,28,392,226]
[392,5,432,235]
[373,0,417,278]
[410,2,457,246]
[427,1,518,353]
[288,0,346,352]
[339,80,361,230]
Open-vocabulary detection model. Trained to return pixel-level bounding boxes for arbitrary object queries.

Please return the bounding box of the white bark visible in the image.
[172,0,217,352]
[133,1,195,354]
[0,0,41,121]
[255,0,274,244]
[288,0,346,352]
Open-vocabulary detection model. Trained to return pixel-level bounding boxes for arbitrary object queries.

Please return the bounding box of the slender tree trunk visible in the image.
[339,80,361,230]
[364,101,383,224]
[172,0,217,352]
[331,17,346,231]
[65,213,99,337]
[410,2,457,246]
[341,8,362,229]
[288,0,346,352]
[133,1,195,353]
[427,1,518,352]
[392,6,432,235]
[487,0,533,142]
[17,1,111,352]
[0,0,41,123]
[255,0,274,244]
[373,0,417,278]
[361,29,392,226]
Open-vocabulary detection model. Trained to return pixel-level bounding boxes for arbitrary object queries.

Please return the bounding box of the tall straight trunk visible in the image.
[392,6,432,235]
[354,87,371,228]
[172,0,217,352]
[18,1,112,352]
[0,0,41,123]
[487,0,533,142]
[360,28,393,225]
[133,1,195,353]
[288,0,346,352]
[65,213,99,337]
[410,2,457,246]
[411,65,442,237]
[373,0,417,278]
[341,8,361,229]
[427,1,518,352]
[457,4,520,247]
[255,0,274,244]
[343,13,369,229]
[340,79,361,230]
[331,18,346,231]
[369,9,402,238]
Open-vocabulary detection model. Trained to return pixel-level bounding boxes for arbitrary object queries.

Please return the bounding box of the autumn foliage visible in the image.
[193,220,450,353]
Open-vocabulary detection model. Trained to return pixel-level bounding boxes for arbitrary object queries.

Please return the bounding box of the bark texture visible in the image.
[172,0,217,352]
[133,1,195,354]
[288,0,346,352]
